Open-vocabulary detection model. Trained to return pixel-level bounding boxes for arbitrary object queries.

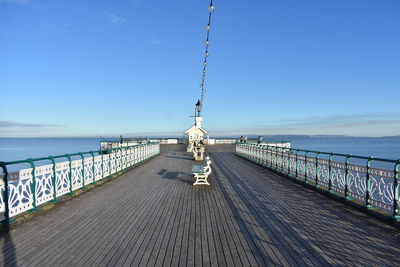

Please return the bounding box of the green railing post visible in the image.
[264,146,268,167]
[66,155,73,194]
[27,158,37,210]
[117,147,122,171]
[79,153,85,188]
[48,156,57,201]
[90,152,95,184]
[101,151,105,179]
[344,155,351,200]
[285,147,291,175]
[108,149,112,176]
[133,146,137,165]
[392,160,400,219]
[295,150,299,178]
[328,153,334,191]
[274,146,278,170]
[288,149,292,175]
[282,147,286,173]
[316,152,321,187]
[0,162,11,224]
[365,157,373,208]
[305,151,309,183]
[282,146,286,173]
[251,144,256,162]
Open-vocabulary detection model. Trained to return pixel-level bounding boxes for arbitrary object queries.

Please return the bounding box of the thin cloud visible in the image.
[0,0,30,4]
[0,31,19,38]
[251,113,400,129]
[0,121,65,128]
[101,11,126,24]
[207,113,400,137]
[330,120,400,129]
[150,38,161,45]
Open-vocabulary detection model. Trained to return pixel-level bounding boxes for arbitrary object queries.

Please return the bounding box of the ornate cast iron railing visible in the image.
[0,142,160,224]
[236,143,400,221]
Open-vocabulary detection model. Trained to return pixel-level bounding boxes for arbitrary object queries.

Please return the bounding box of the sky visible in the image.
[1,0,399,137]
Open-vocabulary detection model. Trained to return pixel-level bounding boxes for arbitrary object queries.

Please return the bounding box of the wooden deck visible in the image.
[1,144,400,266]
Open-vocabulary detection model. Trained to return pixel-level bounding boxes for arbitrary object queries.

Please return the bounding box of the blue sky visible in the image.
[1,0,399,137]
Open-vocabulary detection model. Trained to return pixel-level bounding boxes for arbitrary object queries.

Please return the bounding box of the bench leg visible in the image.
[193,173,210,185]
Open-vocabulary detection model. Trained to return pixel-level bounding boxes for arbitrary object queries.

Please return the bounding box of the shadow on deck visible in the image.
[1,144,400,266]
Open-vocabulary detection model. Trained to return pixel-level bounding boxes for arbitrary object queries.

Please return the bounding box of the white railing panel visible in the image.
[94,155,103,180]
[8,169,34,217]
[35,164,54,206]
[84,157,94,185]
[56,161,70,197]
[71,160,83,190]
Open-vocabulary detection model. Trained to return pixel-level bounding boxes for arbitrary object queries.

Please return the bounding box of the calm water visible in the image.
[285,137,400,160]
[0,137,399,171]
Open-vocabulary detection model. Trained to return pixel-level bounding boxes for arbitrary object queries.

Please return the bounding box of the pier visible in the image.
[1,144,400,266]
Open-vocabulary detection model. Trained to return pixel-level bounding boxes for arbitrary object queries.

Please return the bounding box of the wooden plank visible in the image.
[146,171,186,266]
[134,173,182,266]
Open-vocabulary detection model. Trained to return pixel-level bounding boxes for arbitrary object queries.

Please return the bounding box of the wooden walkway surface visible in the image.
[1,145,400,266]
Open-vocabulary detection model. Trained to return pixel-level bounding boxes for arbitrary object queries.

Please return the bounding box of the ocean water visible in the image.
[0,138,105,162]
[0,138,109,172]
[284,137,400,160]
[0,137,399,172]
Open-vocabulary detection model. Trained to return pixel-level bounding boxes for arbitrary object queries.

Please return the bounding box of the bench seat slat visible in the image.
[192,165,205,173]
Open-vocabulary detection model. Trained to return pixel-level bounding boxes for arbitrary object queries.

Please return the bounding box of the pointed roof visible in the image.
[184,125,208,135]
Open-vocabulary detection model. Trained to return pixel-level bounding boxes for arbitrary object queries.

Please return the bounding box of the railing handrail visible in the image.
[241,142,399,163]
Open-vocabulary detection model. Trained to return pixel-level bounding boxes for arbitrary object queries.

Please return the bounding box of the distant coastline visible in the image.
[1,135,399,139]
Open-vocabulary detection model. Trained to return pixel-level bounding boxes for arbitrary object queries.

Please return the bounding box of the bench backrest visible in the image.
[204,157,212,175]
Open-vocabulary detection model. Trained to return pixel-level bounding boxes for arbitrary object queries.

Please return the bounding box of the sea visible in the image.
[0,137,399,172]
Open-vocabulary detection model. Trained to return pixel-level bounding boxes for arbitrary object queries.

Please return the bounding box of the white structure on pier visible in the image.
[184,116,207,160]
[184,117,207,143]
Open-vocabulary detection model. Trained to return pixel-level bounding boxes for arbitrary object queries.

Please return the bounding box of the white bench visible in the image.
[192,157,212,185]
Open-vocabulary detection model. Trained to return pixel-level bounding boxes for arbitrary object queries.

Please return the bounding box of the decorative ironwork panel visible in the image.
[121,150,127,169]
[261,148,268,165]
[0,175,4,213]
[116,151,122,172]
[330,161,346,194]
[276,152,283,170]
[134,147,139,164]
[84,157,94,185]
[126,149,133,167]
[306,157,317,182]
[55,162,70,197]
[369,167,394,212]
[271,150,277,167]
[296,156,306,179]
[317,159,329,189]
[8,169,34,217]
[282,153,290,173]
[103,155,110,177]
[71,160,83,190]
[35,164,54,206]
[347,164,366,202]
[109,153,117,174]
[94,155,103,181]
